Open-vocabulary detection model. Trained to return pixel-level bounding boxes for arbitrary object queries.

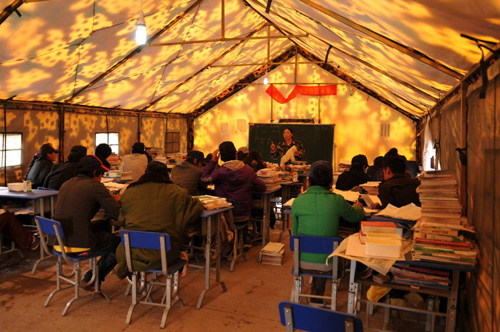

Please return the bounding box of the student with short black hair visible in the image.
[202,141,266,222]
[54,155,120,289]
[25,143,59,188]
[95,143,112,169]
[122,142,148,181]
[43,145,87,190]
[372,155,421,209]
[170,150,207,196]
[292,161,364,301]
[335,154,369,190]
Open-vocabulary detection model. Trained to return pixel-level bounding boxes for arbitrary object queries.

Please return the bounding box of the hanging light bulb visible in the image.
[135,10,147,45]
[263,76,269,85]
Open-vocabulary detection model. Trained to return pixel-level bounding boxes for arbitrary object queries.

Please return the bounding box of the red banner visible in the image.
[266,84,337,104]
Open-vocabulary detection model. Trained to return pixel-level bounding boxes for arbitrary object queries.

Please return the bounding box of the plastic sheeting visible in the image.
[1,0,500,118]
[427,60,500,332]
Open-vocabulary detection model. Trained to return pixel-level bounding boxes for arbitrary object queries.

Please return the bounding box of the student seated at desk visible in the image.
[202,141,266,223]
[54,155,121,288]
[335,154,369,191]
[122,142,148,182]
[170,150,207,196]
[114,162,204,279]
[372,155,421,209]
[292,161,365,302]
[25,143,59,189]
[43,145,87,190]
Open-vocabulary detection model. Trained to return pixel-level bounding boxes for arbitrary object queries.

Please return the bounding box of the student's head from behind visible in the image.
[187,150,205,167]
[39,143,59,161]
[145,161,170,181]
[237,146,249,161]
[350,154,368,172]
[308,161,333,189]
[132,142,146,154]
[383,155,406,180]
[219,141,237,162]
[385,147,398,158]
[78,155,109,179]
[95,143,112,159]
[283,128,294,142]
[373,156,384,167]
[67,145,87,163]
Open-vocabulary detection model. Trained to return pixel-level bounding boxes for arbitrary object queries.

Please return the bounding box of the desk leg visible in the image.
[348,260,357,314]
[39,199,44,218]
[262,195,270,247]
[196,215,227,309]
[445,270,459,332]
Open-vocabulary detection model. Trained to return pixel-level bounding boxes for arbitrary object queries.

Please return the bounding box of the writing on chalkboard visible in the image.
[248,123,335,164]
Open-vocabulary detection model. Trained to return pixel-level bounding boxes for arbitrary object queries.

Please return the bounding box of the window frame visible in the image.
[0,132,23,167]
[95,132,120,155]
[165,132,180,154]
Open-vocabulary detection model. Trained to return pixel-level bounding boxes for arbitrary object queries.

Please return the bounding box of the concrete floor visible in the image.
[0,229,445,331]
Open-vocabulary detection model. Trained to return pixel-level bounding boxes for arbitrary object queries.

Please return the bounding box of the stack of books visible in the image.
[259,242,285,266]
[337,160,350,172]
[193,195,232,210]
[360,182,380,195]
[412,171,477,267]
[257,168,282,191]
[390,264,451,290]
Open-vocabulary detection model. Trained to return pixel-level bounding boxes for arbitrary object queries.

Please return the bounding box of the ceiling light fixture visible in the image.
[135,1,147,45]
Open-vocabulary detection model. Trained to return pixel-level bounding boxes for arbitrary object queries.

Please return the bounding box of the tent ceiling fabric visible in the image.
[1,0,499,119]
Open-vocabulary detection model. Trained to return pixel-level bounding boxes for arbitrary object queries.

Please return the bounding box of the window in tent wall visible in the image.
[165,132,180,154]
[96,132,120,155]
[0,133,22,167]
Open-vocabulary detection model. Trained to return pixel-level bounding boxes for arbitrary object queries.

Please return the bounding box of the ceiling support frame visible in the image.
[66,0,204,103]
[0,0,23,26]
[296,0,463,79]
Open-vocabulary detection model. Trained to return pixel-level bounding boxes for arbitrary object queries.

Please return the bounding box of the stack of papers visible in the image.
[194,195,232,210]
[260,242,285,266]
[375,203,421,221]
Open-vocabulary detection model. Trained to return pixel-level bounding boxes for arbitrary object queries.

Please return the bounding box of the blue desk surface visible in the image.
[0,187,58,200]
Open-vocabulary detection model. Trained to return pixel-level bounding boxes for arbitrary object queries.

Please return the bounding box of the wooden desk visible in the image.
[0,187,58,274]
[196,206,232,309]
[348,256,473,332]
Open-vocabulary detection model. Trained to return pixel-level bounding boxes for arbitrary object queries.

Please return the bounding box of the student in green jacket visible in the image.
[292,160,365,301]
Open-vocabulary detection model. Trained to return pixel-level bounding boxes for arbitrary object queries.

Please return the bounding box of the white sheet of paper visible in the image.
[280,145,297,166]
[332,189,360,202]
[375,203,421,221]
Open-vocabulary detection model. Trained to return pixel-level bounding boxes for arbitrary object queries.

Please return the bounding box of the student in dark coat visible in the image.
[335,154,369,190]
[95,143,112,169]
[43,145,87,190]
[54,155,120,287]
[373,155,421,209]
[367,156,384,181]
[170,150,206,196]
[25,143,59,188]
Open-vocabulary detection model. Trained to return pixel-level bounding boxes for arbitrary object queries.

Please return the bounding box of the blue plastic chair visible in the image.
[279,301,363,332]
[290,235,342,310]
[120,230,186,329]
[35,216,110,316]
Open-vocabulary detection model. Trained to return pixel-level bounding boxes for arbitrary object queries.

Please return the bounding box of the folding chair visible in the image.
[225,199,249,272]
[290,235,342,310]
[278,301,363,332]
[121,230,186,329]
[35,216,110,316]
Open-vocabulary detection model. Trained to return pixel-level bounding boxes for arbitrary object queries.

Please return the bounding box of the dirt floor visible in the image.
[0,228,447,331]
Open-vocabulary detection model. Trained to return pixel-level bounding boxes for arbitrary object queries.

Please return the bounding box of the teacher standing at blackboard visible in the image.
[270,128,306,162]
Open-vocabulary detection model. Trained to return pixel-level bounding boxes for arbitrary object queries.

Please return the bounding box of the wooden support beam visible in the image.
[0,0,23,25]
[459,82,468,215]
[148,33,308,46]
[66,0,204,102]
[142,24,268,112]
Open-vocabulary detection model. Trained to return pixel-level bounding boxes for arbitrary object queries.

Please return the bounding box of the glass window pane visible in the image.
[96,133,108,145]
[0,134,3,148]
[108,133,119,145]
[6,134,21,149]
[6,150,21,166]
[110,145,119,155]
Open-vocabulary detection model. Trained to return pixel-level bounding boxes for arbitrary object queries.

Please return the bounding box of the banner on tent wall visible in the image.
[265,84,337,104]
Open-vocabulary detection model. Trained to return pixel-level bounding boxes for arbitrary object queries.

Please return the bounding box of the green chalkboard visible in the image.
[248,123,335,164]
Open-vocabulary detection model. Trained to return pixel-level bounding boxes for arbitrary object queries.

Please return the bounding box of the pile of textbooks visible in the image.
[257,168,282,191]
[390,264,451,290]
[193,195,232,210]
[412,171,477,267]
[259,242,285,266]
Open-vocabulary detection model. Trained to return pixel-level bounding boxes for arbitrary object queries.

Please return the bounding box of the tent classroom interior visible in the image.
[0,0,499,331]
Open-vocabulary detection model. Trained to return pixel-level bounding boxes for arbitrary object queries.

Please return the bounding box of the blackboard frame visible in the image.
[248,123,335,164]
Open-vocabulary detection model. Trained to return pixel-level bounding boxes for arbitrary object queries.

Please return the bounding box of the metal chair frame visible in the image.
[290,235,342,310]
[278,301,363,332]
[35,216,109,316]
[121,230,186,329]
